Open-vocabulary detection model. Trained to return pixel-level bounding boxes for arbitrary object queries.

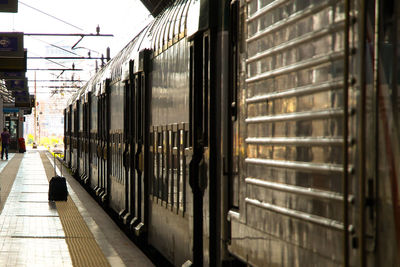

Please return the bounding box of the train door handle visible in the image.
[135,151,144,173]
[189,150,207,192]
[97,145,102,158]
[123,150,130,168]
[103,146,108,160]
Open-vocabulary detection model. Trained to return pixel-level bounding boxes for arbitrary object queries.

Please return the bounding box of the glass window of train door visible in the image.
[395,1,400,133]
[203,33,209,146]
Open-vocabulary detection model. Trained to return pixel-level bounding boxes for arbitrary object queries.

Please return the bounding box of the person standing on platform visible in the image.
[1,128,11,160]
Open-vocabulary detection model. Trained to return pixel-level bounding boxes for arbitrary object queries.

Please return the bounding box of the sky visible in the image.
[0,0,152,98]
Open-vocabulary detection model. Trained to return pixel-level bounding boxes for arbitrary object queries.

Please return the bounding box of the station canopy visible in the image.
[140,0,175,17]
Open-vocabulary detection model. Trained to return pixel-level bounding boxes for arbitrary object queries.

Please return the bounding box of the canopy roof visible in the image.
[140,0,175,17]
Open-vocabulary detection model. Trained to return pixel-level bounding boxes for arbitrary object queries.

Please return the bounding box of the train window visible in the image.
[79,101,83,132]
[69,106,72,135]
[395,2,400,134]
[98,98,101,138]
[124,81,129,140]
[71,109,74,135]
[189,43,193,147]
[379,1,400,138]
[203,34,209,145]
[65,111,68,132]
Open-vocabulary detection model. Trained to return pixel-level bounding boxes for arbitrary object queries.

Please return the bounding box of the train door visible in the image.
[70,106,74,167]
[359,1,400,265]
[83,94,90,184]
[129,70,142,231]
[99,79,110,203]
[226,0,240,258]
[108,78,126,214]
[131,50,151,235]
[71,101,79,175]
[91,92,100,192]
[78,97,84,180]
[68,105,72,167]
[122,61,134,225]
[97,93,102,197]
[64,109,67,163]
[189,29,213,265]
[66,105,72,168]
[98,94,103,197]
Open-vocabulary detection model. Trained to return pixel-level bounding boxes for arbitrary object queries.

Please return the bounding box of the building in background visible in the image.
[24,90,73,147]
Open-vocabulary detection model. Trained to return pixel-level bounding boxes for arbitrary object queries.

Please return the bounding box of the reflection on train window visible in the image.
[151,124,189,214]
[380,1,400,140]
[396,8,400,136]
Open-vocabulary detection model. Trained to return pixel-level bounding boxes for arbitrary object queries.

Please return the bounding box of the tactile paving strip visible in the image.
[55,202,94,238]
[40,152,110,267]
[0,154,23,213]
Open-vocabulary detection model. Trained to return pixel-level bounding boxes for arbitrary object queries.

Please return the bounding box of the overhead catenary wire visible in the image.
[27,36,82,56]
[19,1,85,31]
[28,51,70,69]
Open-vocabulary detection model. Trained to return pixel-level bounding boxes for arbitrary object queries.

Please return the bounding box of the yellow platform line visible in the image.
[40,152,110,267]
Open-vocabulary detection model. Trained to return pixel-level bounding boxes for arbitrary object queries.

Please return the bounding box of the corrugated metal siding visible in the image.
[236,0,354,265]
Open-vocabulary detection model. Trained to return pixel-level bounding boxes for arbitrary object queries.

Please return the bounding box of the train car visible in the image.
[67,1,222,265]
[65,0,400,266]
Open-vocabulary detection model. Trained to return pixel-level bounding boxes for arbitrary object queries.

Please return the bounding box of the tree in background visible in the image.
[27,134,34,144]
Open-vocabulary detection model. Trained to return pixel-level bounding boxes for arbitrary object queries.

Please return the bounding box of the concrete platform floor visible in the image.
[0,150,154,267]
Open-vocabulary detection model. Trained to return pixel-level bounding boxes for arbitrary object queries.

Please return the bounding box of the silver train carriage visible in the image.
[64,0,400,266]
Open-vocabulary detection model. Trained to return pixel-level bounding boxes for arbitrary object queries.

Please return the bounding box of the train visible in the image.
[64,0,400,266]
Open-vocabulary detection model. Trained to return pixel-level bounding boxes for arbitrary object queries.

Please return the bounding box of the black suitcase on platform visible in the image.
[49,151,68,201]
[49,176,68,201]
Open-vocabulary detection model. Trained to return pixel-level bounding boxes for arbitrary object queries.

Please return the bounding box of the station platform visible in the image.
[0,150,154,267]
